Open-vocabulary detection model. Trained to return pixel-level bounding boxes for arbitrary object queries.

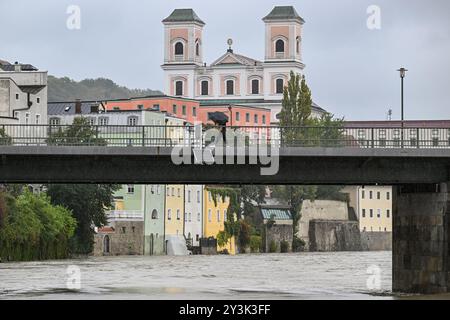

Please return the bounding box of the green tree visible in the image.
[47,117,107,146]
[46,184,119,254]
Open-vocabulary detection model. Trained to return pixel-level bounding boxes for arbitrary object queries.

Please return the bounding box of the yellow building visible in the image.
[343,186,392,232]
[203,188,236,255]
[165,184,185,236]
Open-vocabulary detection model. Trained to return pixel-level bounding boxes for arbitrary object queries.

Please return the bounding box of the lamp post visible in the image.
[398,67,407,147]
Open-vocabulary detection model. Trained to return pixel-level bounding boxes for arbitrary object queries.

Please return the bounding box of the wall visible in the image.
[184,185,203,246]
[93,221,144,256]
[165,184,184,236]
[360,232,392,251]
[308,220,362,252]
[143,184,165,255]
[297,200,349,250]
[263,224,293,253]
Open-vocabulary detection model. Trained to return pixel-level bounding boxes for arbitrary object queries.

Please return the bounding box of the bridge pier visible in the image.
[393,183,450,294]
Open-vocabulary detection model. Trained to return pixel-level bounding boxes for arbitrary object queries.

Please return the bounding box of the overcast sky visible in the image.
[1,0,449,120]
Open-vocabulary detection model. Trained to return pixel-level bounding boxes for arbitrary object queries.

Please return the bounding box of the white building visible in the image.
[161,6,326,123]
[0,60,47,125]
[184,185,203,247]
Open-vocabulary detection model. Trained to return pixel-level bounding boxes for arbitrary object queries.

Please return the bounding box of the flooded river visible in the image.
[0,251,434,300]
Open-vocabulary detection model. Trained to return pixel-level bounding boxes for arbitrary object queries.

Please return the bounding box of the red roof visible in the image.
[97,226,115,234]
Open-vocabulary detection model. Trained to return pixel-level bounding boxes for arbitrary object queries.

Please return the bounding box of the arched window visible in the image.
[195,40,200,56]
[201,80,209,96]
[251,79,259,94]
[151,209,158,219]
[275,39,285,53]
[296,36,300,54]
[226,80,234,95]
[167,209,172,220]
[175,42,184,55]
[103,235,110,254]
[276,78,284,94]
[175,81,183,96]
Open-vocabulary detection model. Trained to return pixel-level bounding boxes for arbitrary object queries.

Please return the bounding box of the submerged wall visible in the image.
[360,232,392,251]
[308,220,362,252]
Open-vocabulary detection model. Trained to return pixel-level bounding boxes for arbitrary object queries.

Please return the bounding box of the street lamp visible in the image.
[397,67,408,147]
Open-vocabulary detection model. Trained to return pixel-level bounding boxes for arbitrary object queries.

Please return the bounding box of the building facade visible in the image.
[0,60,47,125]
[203,188,236,254]
[161,7,326,124]
[165,184,185,237]
[184,185,203,247]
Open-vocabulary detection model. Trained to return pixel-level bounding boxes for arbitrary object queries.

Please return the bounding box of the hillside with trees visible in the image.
[47,75,162,102]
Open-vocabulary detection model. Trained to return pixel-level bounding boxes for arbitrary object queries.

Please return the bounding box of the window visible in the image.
[226,80,234,95]
[189,213,192,222]
[245,113,250,123]
[197,212,201,222]
[262,115,266,124]
[99,117,108,126]
[193,107,197,117]
[171,187,175,196]
[37,97,40,104]
[369,191,373,199]
[188,190,191,203]
[151,185,155,194]
[217,210,220,222]
[208,209,212,222]
[168,209,172,220]
[201,81,209,96]
[177,209,180,220]
[195,41,200,56]
[175,42,184,55]
[251,79,259,94]
[208,192,212,202]
[296,36,300,54]
[362,209,366,218]
[387,210,390,218]
[175,81,183,96]
[25,113,30,125]
[410,138,417,147]
[50,117,60,125]
[122,227,126,234]
[370,209,373,218]
[254,114,258,124]
[153,104,160,111]
[361,190,365,199]
[377,192,381,200]
[15,93,19,100]
[275,39,285,53]
[184,212,188,222]
[182,105,186,116]
[35,114,40,124]
[177,188,181,197]
[127,185,135,194]
[377,209,381,218]
[128,116,138,126]
[87,117,96,126]
[386,192,390,200]
[14,111,19,119]
[236,112,240,121]
[172,104,177,114]
[276,78,284,94]
[197,190,200,203]
[224,210,227,221]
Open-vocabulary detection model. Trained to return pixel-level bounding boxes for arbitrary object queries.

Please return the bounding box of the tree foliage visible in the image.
[47,76,162,102]
[47,117,107,146]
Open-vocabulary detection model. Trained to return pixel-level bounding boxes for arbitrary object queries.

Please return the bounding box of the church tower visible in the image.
[162,9,205,97]
[263,6,304,62]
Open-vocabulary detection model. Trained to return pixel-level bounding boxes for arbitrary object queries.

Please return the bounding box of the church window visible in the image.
[251,79,259,94]
[276,78,284,94]
[195,40,200,56]
[175,81,183,96]
[201,80,209,96]
[275,39,285,53]
[226,80,234,95]
[296,37,300,54]
[175,42,184,56]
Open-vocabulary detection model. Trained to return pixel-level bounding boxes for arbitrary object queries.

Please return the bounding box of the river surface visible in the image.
[0,251,445,300]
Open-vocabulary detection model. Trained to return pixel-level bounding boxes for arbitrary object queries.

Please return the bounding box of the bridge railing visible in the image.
[0,124,449,149]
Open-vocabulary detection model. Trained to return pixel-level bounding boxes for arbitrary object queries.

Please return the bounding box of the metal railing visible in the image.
[1,124,450,149]
[106,210,144,221]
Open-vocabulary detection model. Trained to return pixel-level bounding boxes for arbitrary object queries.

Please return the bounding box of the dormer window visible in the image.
[275,39,285,53]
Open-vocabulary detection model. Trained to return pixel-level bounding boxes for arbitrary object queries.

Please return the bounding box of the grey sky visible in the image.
[1,0,449,120]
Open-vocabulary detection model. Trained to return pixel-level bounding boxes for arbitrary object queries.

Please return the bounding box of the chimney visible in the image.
[14,61,21,72]
[75,99,82,114]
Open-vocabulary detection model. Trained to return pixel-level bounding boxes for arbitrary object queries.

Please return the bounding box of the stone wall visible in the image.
[297,200,350,250]
[93,221,144,256]
[360,232,392,251]
[393,183,450,294]
[308,220,362,252]
[263,224,293,253]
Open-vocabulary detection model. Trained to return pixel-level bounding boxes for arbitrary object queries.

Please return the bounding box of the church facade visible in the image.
[161,6,326,124]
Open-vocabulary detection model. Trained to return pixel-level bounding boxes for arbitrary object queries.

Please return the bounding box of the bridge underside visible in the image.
[0,146,449,184]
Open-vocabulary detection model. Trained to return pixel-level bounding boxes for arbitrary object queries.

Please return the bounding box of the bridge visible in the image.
[1,123,450,294]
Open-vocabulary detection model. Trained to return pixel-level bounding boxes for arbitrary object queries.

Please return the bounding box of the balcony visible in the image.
[106,210,144,222]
